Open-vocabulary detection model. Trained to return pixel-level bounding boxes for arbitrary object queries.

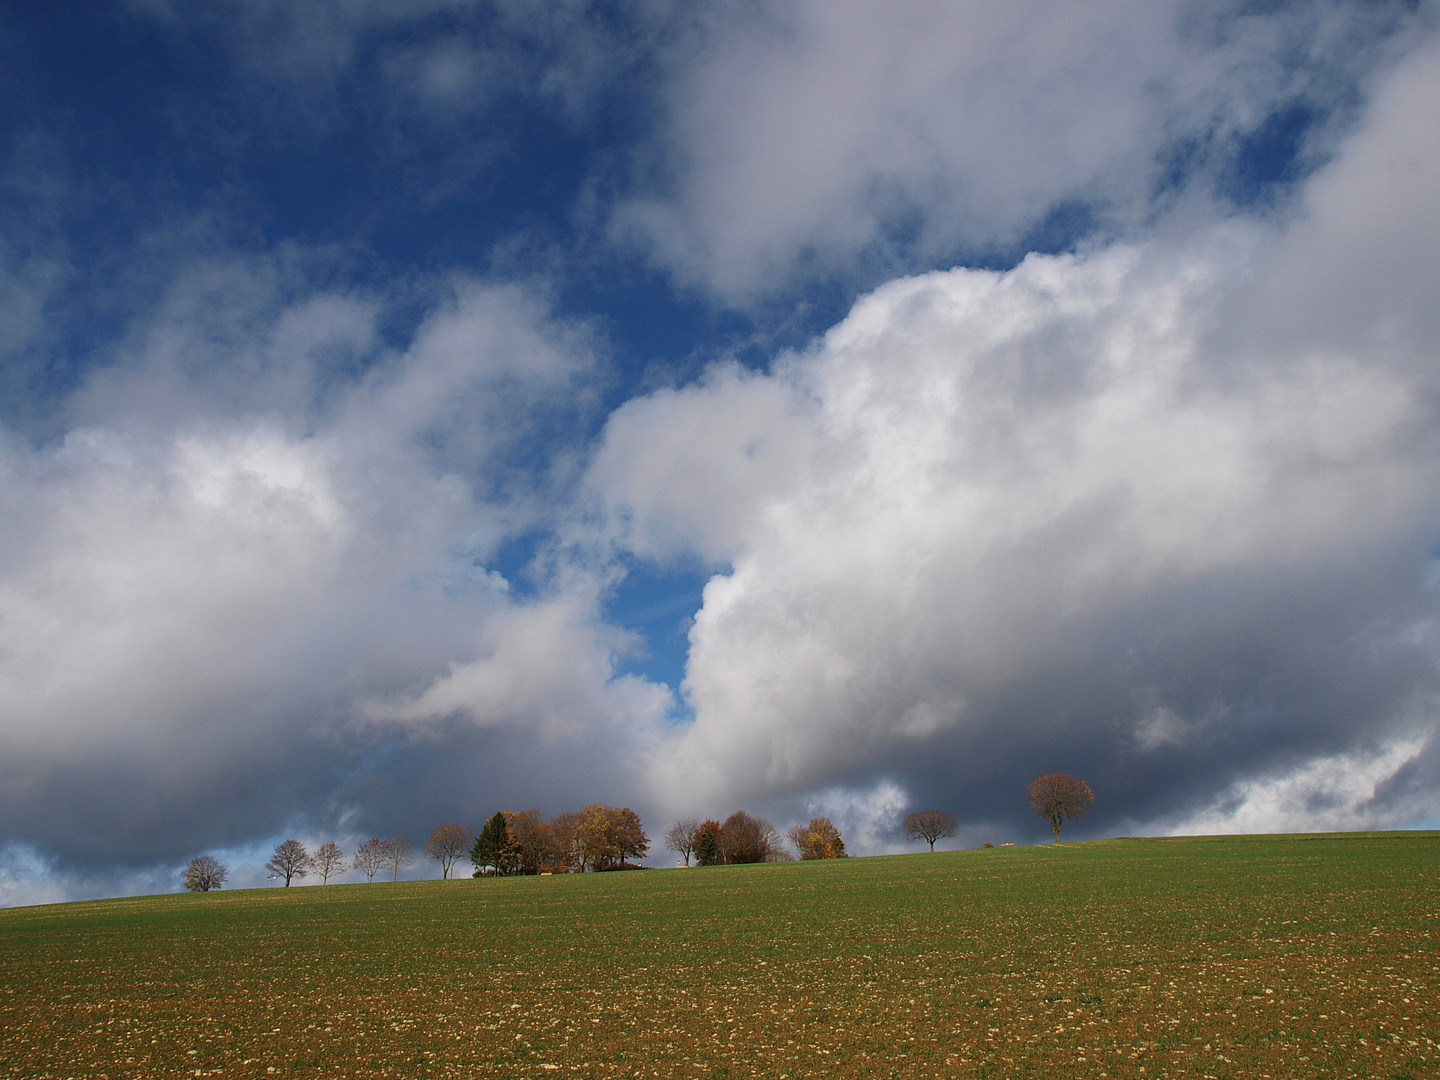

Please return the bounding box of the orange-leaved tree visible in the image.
[786,817,846,859]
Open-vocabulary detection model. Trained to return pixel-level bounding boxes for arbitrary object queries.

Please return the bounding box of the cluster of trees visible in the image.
[266,836,415,886]
[182,774,1097,891]
[470,805,649,875]
[665,812,847,865]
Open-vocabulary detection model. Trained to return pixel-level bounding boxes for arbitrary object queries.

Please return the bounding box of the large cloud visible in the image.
[592,40,1440,838]
[0,262,659,876]
[4,8,1440,906]
[617,0,1427,299]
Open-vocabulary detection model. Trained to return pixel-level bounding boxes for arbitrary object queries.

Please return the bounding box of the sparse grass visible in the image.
[0,832,1436,1078]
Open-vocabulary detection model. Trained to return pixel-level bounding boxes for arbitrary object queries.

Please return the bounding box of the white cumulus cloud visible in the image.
[597,42,1440,833]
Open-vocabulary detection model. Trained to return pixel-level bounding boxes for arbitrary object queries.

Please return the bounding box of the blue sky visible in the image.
[3,0,1440,902]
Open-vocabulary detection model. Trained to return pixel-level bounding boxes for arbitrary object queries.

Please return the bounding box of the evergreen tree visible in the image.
[694,820,720,866]
[471,812,521,876]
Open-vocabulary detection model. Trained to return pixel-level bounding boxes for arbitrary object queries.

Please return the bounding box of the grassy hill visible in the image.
[1,832,1435,1078]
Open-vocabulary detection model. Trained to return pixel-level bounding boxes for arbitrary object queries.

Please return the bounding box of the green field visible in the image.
[1,833,1435,1079]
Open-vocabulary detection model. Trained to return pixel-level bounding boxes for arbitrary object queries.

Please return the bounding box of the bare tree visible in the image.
[313,841,346,884]
[1027,773,1095,842]
[266,839,310,887]
[903,810,959,852]
[785,822,807,856]
[666,818,701,866]
[426,824,473,879]
[788,817,846,859]
[381,835,414,881]
[719,811,783,864]
[183,854,229,892]
[353,838,386,882]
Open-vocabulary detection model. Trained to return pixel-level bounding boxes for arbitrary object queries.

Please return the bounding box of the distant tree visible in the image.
[426,824,473,880]
[471,812,521,876]
[183,854,229,892]
[313,841,346,884]
[382,835,414,881]
[266,839,310,887]
[787,817,846,859]
[504,810,540,875]
[666,818,701,866]
[573,805,615,871]
[610,807,650,869]
[719,811,783,864]
[547,817,581,875]
[543,812,581,873]
[694,819,721,866]
[1026,773,1095,843]
[566,804,651,871]
[903,810,959,852]
[353,838,386,882]
[505,810,560,875]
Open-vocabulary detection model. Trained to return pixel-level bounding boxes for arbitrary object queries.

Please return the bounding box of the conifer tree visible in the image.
[694,820,721,866]
[471,812,521,875]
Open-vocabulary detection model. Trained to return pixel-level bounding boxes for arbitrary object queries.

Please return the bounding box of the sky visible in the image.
[3,0,1440,903]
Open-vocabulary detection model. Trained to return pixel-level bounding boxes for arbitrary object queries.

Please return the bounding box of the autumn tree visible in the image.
[903,809,959,852]
[312,841,346,884]
[471,812,521,876]
[694,819,721,866]
[382,835,414,881]
[541,812,580,873]
[719,811,782,864]
[183,854,229,892]
[426,824,473,879]
[266,839,310,886]
[666,818,701,866]
[504,810,564,875]
[787,817,846,859]
[353,838,386,882]
[1026,773,1095,842]
[610,807,650,868]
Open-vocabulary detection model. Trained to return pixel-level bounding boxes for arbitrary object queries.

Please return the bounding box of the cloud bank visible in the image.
[1,4,1439,902]
[594,39,1440,833]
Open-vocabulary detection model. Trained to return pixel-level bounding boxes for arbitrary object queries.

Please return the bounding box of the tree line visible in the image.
[664,812,849,865]
[181,774,1095,891]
